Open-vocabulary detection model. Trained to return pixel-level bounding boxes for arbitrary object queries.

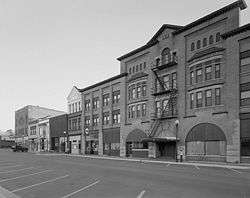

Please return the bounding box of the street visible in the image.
[0,149,249,198]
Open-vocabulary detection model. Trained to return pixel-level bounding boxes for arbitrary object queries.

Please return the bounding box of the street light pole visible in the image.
[63,131,66,152]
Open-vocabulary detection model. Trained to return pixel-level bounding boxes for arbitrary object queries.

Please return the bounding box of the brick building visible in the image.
[68,0,249,162]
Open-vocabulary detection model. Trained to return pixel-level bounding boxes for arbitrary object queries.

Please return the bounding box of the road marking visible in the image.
[166,164,170,167]
[228,168,242,174]
[0,170,52,182]
[11,174,69,193]
[0,167,34,174]
[0,165,23,169]
[137,190,146,198]
[61,180,100,198]
[195,165,200,170]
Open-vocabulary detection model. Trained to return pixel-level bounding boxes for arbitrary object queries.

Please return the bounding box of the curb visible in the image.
[35,153,250,170]
[0,186,20,198]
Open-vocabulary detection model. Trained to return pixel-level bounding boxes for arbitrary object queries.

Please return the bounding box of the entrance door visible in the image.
[158,142,175,159]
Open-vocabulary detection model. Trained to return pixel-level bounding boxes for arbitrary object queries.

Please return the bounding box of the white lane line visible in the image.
[195,165,200,170]
[0,167,34,174]
[0,170,52,182]
[137,190,146,198]
[11,175,69,193]
[61,180,100,198]
[229,168,242,174]
[0,165,23,169]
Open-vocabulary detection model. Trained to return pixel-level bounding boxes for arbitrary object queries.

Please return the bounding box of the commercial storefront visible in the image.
[85,130,98,155]
[69,135,81,154]
[103,128,120,156]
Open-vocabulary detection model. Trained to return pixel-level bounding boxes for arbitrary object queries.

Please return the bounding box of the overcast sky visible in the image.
[0,0,249,131]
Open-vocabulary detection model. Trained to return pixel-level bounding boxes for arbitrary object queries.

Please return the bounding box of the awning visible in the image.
[142,137,179,142]
[126,129,147,142]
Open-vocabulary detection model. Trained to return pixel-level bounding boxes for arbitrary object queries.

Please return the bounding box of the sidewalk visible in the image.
[36,152,250,170]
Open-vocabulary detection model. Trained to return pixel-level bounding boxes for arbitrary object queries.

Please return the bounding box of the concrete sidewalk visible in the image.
[35,152,250,170]
[0,186,19,198]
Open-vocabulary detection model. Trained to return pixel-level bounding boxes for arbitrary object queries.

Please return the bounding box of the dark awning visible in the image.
[185,123,226,142]
[142,137,179,143]
[103,128,120,143]
[126,129,147,142]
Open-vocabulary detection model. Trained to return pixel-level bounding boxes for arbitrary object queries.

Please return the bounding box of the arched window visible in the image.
[216,32,221,42]
[191,42,195,51]
[209,35,214,44]
[196,40,201,49]
[161,48,171,65]
[203,38,207,47]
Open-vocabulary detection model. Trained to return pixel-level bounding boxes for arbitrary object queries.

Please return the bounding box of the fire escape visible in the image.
[148,54,178,138]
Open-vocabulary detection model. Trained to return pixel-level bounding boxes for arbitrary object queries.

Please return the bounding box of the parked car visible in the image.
[11,145,28,152]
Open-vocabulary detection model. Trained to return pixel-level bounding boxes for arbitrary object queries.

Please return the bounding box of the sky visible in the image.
[0,0,249,131]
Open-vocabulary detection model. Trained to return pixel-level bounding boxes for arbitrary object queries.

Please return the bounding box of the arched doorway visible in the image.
[126,129,148,158]
[185,123,227,161]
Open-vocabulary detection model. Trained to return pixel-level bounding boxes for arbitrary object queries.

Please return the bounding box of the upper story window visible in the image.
[142,103,146,117]
[196,40,201,49]
[92,114,99,126]
[203,38,207,47]
[205,89,212,106]
[137,84,142,98]
[142,82,147,97]
[205,66,212,80]
[216,32,221,42]
[136,65,139,72]
[132,85,136,99]
[30,126,36,135]
[85,116,90,126]
[161,48,171,65]
[190,93,194,109]
[132,66,135,73]
[172,72,177,89]
[113,90,120,104]
[196,68,203,83]
[136,105,141,117]
[215,60,221,78]
[103,94,110,106]
[143,62,146,69]
[190,71,195,85]
[139,63,142,71]
[191,42,195,51]
[103,112,110,125]
[112,110,120,124]
[129,68,132,74]
[215,88,221,105]
[196,91,203,108]
[93,97,99,109]
[156,101,161,116]
[85,99,91,111]
[209,35,214,44]
[163,75,170,90]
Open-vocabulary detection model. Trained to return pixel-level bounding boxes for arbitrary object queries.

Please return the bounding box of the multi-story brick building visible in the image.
[70,0,249,163]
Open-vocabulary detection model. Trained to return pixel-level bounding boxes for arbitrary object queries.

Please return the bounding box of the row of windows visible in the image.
[190,58,221,85]
[156,72,177,92]
[84,91,120,111]
[155,97,177,117]
[190,88,221,109]
[68,117,81,130]
[84,110,121,126]
[128,82,147,100]
[128,62,147,74]
[30,126,36,135]
[191,32,221,51]
[68,101,81,114]
[128,103,147,119]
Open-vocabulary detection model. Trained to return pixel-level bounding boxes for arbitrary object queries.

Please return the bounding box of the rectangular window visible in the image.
[142,103,146,117]
[78,101,81,111]
[190,93,194,109]
[112,110,120,124]
[136,104,141,117]
[196,91,203,108]
[205,66,212,80]
[132,86,136,99]
[103,94,110,106]
[205,89,212,106]
[156,101,161,117]
[85,116,90,126]
[215,63,221,78]
[85,100,91,111]
[93,115,99,126]
[113,90,120,104]
[137,84,141,98]
[190,71,194,85]
[172,72,177,89]
[93,97,99,109]
[142,82,147,97]
[78,117,81,130]
[240,91,250,106]
[163,75,170,90]
[156,79,161,93]
[131,106,135,118]
[196,69,202,83]
[162,99,170,116]
[215,88,221,105]
[103,112,110,125]
[128,106,131,119]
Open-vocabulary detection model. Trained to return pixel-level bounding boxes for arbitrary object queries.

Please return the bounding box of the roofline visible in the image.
[173,0,247,35]
[221,23,250,39]
[147,24,184,44]
[117,40,158,61]
[79,73,128,93]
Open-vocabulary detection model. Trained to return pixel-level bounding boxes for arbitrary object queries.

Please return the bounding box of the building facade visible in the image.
[66,0,249,163]
[15,105,65,147]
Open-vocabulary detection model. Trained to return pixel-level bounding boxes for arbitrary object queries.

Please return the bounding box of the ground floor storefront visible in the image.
[28,137,50,152]
[103,128,120,156]
[240,113,250,163]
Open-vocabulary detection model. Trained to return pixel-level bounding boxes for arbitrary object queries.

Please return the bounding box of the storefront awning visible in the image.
[142,137,179,142]
[126,129,147,142]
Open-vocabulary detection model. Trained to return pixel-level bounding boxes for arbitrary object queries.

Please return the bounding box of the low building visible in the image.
[49,114,68,152]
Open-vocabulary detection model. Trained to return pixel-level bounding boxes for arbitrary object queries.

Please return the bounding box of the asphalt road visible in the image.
[0,149,249,198]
